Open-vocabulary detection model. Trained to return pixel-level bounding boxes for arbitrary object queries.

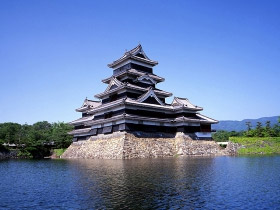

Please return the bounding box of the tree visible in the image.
[273,117,280,136]
[23,121,53,158]
[0,121,73,158]
[263,121,275,137]
[19,124,32,145]
[255,122,263,137]
[0,123,21,144]
[245,122,255,137]
[51,122,73,148]
[246,121,252,131]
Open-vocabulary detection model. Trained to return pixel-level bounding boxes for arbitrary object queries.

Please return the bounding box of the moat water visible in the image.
[1,156,280,209]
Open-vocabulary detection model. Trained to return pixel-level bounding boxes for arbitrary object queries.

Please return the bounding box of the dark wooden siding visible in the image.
[74,125,90,129]
[131,63,153,73]
[113,63,153,75]
[200,124,211,132]
[142,96,161,105]
[102,92,142,104]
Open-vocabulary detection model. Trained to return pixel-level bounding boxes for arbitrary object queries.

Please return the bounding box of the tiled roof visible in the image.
[69,115,94,125]
[68,127,91,135]
[128,69,164,81]
[137,88,165,106]
[88,97,203,115]
[196,113,219,123]
[95,82,172,99]
[125,98,201,111]
[135,75,157,85]
[86,113,217,127]
[108,44,158,68]
[102,69,165,84]
[171,97,203,110]
[76,98,101,112]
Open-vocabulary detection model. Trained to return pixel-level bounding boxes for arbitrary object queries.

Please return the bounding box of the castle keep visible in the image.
[69,45,218,141]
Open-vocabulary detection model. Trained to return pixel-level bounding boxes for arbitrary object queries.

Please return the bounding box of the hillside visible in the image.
[212,116,279,132]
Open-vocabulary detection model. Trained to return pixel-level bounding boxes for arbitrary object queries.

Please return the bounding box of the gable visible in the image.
[109,84,118,90]
[136,75,157,85]
[171,97,199,109]
[135,53,146,59]
[142,95,162,105]
[142,78,153,84]
[137,88,165,106]
[105,77,123,92]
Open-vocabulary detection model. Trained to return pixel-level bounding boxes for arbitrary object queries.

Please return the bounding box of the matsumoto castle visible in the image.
[69,45,218,141]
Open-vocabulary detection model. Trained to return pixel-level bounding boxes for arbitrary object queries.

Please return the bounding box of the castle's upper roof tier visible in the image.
[108,44,158,69]
[94,77,172,99]
[102,69,165,84]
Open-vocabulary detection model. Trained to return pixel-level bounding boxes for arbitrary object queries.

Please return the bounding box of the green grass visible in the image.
[229,137,280,155]
[53,148,67,157]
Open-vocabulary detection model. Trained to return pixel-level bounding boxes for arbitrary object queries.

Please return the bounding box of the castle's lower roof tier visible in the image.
[85,113,216,127]
[70,122,213,140]
[69,115,94,125]
[68,127,92,135]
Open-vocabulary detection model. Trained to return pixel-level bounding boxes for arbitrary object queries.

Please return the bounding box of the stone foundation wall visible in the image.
[62,132,125,159]
[62,132,239,159]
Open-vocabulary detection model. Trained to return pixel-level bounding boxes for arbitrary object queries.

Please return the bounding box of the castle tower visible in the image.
[69,45,218,141]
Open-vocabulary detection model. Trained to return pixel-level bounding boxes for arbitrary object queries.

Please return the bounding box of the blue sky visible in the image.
[0,0,279,124]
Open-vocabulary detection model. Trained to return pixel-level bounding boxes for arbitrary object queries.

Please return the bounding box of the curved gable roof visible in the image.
[137,88,165,106]
[104,77,124,92]
[76,98,101,112]
[136,75,157,85]
[108,44,158,68]
[171,97,203,111]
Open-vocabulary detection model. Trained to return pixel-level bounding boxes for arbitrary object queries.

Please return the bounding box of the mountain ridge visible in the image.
[212,116,279,132]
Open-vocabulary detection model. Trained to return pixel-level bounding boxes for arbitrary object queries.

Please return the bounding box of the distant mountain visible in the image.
[212,116,279,132]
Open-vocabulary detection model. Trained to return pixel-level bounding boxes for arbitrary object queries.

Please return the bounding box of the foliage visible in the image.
[212,130,243,142]
[17,149,33,159]
[244,119,280,137]
[0,123,22,144]
[51,122,73,148]
[245,121,252,131]
[229,137,280,155]
[53,148,67,157]
[0,121,73,158]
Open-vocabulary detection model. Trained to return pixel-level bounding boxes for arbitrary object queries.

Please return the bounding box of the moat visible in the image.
[1,156,280,209]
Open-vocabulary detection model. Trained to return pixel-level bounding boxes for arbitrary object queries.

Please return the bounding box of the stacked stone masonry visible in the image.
[62,132,240,159]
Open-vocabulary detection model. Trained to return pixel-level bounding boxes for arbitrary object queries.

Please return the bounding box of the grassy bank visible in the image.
[53,148,67,157]
[229,137,280,155]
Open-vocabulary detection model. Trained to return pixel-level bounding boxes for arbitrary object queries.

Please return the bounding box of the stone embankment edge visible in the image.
[61,132,241,159]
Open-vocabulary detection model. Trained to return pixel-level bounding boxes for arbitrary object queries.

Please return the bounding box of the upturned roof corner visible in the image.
[108,44,158,68]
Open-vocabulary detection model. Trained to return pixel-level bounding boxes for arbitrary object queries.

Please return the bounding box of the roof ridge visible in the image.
[176,96,188,100]
[108,44,158,68]
[126,44,142,55]
[87,99,100,102]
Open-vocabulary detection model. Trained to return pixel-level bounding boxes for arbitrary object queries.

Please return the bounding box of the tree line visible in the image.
[213,117,280,142]
[0,121,73,158]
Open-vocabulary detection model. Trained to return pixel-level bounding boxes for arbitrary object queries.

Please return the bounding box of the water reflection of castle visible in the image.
[73,158,215,209]
[69,45,218,141]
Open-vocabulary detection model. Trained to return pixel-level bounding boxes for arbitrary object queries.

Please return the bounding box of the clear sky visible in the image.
[0,0,279,124]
